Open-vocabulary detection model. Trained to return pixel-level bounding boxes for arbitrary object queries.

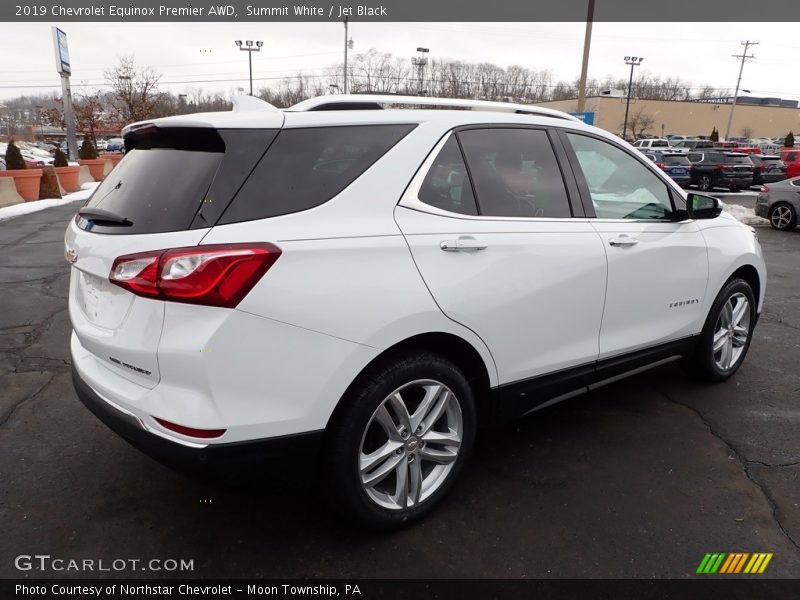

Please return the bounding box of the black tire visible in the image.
[729,185,741,193]
[767,202,797,231]
[698,175,713,192]
[323,352,476,530]
[682,278,756,382]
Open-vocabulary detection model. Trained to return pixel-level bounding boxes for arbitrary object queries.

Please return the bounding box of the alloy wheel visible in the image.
[769,204,794,230]
[712,292,750,371]
[358,379,463,511]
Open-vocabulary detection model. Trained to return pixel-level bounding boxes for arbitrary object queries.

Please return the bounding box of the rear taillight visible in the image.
[655,162,667,170]
[719,164,734,170]
[109,243,281,308]
[760,185,769,193]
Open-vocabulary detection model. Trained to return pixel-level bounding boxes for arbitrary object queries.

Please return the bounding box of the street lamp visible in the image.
[235,39,263,96]
[621,55,643,141]
[412,47,429,95]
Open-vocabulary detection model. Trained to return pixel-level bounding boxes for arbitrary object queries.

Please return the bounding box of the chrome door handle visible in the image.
[609,237,639,247]
[440,237,489,252]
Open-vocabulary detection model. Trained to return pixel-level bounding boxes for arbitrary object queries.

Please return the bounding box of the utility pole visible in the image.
[343,18,349,94]
[723,40,758,142]
[621,56,643,141]
[577,0,595,113]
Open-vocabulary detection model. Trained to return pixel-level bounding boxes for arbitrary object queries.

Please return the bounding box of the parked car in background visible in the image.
[643,151,692,187]
[755,177,800,230]
[105,138,125,153]
[749,155,787,185]
[667,135,692,143]
[96,139,109,151]
[632,138,672,151]
[671,139,716,153]
[780,148,800,178]
[687,151,754,192]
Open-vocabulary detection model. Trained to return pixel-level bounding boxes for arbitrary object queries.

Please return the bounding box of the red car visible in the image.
[780,149,800,178]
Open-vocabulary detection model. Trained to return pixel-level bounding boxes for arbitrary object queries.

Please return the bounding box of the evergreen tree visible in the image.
[79,133,98,160]
[4,140,26,170]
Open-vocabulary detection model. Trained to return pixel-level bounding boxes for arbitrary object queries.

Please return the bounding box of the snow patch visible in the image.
[720,202,768,227]
[0,183,98,222]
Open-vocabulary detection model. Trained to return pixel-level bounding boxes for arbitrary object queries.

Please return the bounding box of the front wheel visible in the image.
[324,353,476,529]
[698,175,713,192]
[768,203,797,231]
[682,278,756,382]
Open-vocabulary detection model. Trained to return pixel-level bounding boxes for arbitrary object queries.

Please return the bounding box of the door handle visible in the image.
[440,237,489,252]
[608,237,639,247]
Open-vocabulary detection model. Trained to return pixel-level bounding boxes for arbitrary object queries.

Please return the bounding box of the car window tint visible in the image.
[220,124,416,224]
[457,128,571,218]
[418,136,478,216]
[566,133,673,220]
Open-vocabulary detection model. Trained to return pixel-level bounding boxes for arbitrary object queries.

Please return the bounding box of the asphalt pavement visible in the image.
[0,196,798,579]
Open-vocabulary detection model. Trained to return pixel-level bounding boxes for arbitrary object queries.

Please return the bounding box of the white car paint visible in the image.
[67,95,767,451]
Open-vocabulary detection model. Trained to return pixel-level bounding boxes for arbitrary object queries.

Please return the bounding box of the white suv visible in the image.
[66,95,766,529]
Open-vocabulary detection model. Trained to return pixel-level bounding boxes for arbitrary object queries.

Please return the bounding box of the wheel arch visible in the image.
[729,264,761,308]
[326,332,495,431]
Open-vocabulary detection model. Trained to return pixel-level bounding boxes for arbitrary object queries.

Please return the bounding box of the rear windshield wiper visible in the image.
[77,207,133,227]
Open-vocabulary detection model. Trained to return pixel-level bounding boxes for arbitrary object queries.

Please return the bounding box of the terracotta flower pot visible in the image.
[78,159,107,181]
[0,169,43,202]
[100,153,124,167]
[54,165,81,193]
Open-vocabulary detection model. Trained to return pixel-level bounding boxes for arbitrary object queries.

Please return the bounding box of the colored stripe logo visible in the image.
[696,553,773,574]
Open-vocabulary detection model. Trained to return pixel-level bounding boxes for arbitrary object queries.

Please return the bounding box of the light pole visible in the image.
[577,0,595,113]
[622,55,643,141]
[411,47,429,95]
[36,105,44,141]
[235,39,263,96]
[342,19,353,94]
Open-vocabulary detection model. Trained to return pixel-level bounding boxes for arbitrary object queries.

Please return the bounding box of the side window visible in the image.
[566,133,674,221]
[417,136,478,216]
[220,124,415,224]
[457,128,572,218]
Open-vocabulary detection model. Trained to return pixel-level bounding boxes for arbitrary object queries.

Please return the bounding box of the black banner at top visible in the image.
[4,0,800,22]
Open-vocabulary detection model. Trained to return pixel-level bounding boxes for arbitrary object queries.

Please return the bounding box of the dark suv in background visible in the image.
[750,154,787,185]
[687,151,754,192]
[643,151,692,187]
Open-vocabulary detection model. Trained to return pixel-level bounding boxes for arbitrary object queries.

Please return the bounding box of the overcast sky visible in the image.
[2,22,798,102]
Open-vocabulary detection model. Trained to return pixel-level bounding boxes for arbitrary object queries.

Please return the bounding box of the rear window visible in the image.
[661,155,690,165]
[651,140,669,147]
[79,127,276,235]
[219,124,415,224]
[724,155,753,165]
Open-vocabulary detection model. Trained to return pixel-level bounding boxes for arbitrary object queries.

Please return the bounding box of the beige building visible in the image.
[537,96,800,139]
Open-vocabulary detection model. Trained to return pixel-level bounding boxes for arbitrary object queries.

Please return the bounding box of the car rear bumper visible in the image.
[72,365,323,472]
[757,173,786,184]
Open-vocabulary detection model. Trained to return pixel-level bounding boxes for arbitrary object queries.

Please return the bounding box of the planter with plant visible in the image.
[77,133,108,180]
[0,140,43,201]
[53,148,81,192]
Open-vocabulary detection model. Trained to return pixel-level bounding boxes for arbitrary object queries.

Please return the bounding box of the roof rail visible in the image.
[287,94,581,122]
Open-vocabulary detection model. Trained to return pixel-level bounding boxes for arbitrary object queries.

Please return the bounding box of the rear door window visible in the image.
[457,128,572,218]
[219,124,415,224]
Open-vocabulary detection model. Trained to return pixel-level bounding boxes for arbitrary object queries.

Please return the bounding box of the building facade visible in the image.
[536,96,800,139]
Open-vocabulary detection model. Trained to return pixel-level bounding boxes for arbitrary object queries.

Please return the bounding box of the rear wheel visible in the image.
[324,353,476,529]
[682,278,756,382]
[768,203,797,231]
[698,175,713,191]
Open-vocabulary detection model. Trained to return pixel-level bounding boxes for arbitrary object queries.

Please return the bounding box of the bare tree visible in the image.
[740,126,754,138]
[105,56,162,125]
[73,91,105,145]
[624,108,656,139]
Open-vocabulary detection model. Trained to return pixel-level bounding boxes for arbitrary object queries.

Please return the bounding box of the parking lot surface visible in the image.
[1,198,798,578]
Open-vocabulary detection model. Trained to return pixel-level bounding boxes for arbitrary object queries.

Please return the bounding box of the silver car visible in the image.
[755,177,800,231]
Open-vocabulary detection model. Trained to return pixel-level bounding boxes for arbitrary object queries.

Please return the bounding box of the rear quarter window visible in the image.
[219,124,416,224]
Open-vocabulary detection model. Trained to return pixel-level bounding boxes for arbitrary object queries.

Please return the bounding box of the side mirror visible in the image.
[686,193,723,220]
